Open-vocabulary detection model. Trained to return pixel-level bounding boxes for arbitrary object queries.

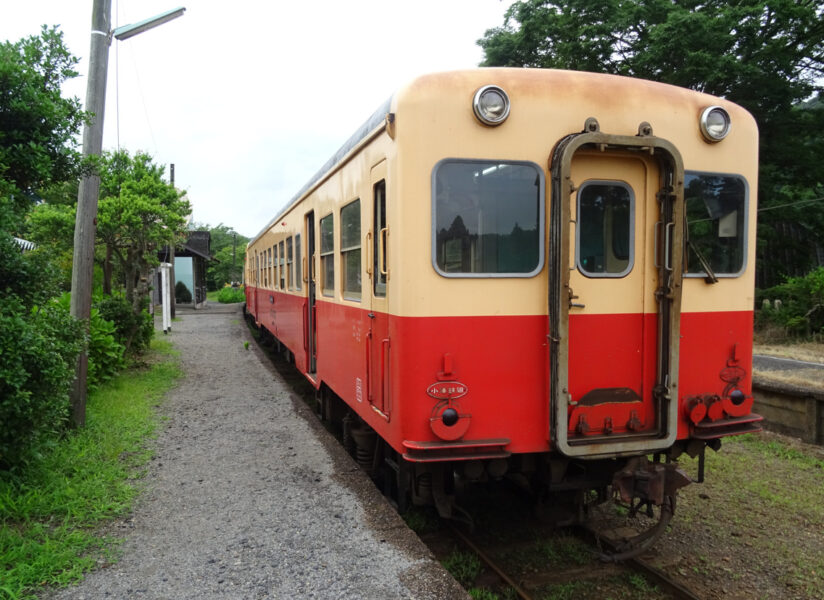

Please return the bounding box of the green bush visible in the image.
[0,296,82,470]
[756,267,824,338]
[94,293,154,356]
[217,285,245,304]
[54,293,125,389]
[86,307,125,389]
[0,231,84,470]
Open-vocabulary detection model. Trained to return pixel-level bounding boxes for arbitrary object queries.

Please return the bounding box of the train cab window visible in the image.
[433,159,544,277]
[685,172,747,277]
[279,241,286,289]
[295,234,302,291]
[341,199,362,301]
[320,214,335,297]
[576,182,633,277]
[287,237,294,291]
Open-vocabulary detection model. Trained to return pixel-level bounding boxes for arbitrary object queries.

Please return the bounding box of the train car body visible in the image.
[245,69,761,549]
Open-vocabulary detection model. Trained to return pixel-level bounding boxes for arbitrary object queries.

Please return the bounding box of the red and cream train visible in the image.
[245,68,762,554]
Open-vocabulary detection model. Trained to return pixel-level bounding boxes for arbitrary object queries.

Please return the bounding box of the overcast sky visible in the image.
[2,0,515,237]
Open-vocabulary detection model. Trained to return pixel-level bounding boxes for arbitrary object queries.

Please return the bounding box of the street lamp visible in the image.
[69,0,185,427]
[113,7,186,41]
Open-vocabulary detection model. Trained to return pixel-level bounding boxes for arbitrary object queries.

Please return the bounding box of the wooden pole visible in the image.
[69,0,112,428]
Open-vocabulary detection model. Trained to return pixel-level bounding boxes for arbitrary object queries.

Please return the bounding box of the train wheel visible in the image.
[382,449,412,513]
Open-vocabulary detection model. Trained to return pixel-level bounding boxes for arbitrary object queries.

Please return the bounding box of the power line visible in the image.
[757,195,824,213]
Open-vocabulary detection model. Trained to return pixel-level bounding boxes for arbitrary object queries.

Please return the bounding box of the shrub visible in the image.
[86,307,125,389]
[0,296,82,470]
[55,293,126,387]
[94,293,154,356]
[756,267,824,339]
[217,284,245,304]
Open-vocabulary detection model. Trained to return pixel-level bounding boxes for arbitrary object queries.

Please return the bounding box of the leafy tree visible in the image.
[0,26,87,468]
[96,150,191,308]
[190,222,248,290]
[479,0,824,285]
[0,26,86,227]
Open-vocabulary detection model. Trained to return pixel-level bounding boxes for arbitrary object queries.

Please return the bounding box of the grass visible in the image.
[673,432,824,598]
[442,549,483,588]
[0,339,181,600]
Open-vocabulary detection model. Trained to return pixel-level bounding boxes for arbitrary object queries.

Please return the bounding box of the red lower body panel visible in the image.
[245,285,754,457]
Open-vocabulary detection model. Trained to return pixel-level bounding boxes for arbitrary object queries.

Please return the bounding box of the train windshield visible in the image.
[684,172,747,277]
[433,159,544,276]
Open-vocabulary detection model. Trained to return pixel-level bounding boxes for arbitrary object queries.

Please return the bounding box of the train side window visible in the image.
[320,213,335,297]
[433,159,544,277]
[684,172,747,277]
[287,236,294,291]
[374,180,387,297]
[255,252,259,286]
[576,181,634,277]
[341,199,362,301]
[271,245,276,288]
[279,241,286,289]
[295,233,302,291]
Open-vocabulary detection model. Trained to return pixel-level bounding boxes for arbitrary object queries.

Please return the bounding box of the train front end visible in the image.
[386,69,761,538]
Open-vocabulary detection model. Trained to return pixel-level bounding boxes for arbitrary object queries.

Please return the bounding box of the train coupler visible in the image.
[612,456,691,508]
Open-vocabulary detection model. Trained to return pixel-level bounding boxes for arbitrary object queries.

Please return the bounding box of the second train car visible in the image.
[245,68,763,557]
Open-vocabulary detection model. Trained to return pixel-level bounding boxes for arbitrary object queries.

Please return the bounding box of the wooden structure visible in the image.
[152,231,216,310]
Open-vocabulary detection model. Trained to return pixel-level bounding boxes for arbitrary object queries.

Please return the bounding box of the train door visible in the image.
[367,161,390,419]
[306,211,317,374]
[549,123,684,457]
[248,252,257,317]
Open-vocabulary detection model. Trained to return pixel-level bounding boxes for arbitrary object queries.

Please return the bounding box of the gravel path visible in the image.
[49,303,466,600]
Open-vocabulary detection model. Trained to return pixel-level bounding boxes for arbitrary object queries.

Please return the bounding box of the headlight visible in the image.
[699,105,731,142]
[473,85,511,126]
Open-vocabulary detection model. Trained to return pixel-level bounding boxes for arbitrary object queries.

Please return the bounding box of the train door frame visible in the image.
[548,119,685,458]
[367,160,390,421]
[305,210,318,374]
[566,155,651,436]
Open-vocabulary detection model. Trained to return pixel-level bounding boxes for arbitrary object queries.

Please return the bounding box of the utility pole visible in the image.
[68,3,186,428]
[69,0,112,428]
[169,164,176,318]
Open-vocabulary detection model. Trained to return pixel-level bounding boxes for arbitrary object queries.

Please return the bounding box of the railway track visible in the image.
[250,320,706,599]
[431,520,703,600]
[408,476,705,600]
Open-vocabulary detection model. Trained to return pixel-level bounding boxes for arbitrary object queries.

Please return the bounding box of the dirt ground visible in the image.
[640,343,824,599]
[643,430,824,600]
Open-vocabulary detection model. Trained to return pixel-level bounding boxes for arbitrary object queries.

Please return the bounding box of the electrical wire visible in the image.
[757,195,824,212]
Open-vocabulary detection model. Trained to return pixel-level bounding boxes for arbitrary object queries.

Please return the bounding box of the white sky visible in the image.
[1,0,515,237]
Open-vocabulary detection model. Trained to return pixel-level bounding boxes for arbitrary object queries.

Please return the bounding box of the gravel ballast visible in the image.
[49,302,467,600]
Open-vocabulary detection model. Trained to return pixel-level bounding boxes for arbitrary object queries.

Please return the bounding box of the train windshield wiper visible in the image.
[687,239,718,284]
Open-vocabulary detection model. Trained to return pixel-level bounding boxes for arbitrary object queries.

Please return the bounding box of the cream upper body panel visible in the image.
[247,69,758,318]
[391,69,757,318]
